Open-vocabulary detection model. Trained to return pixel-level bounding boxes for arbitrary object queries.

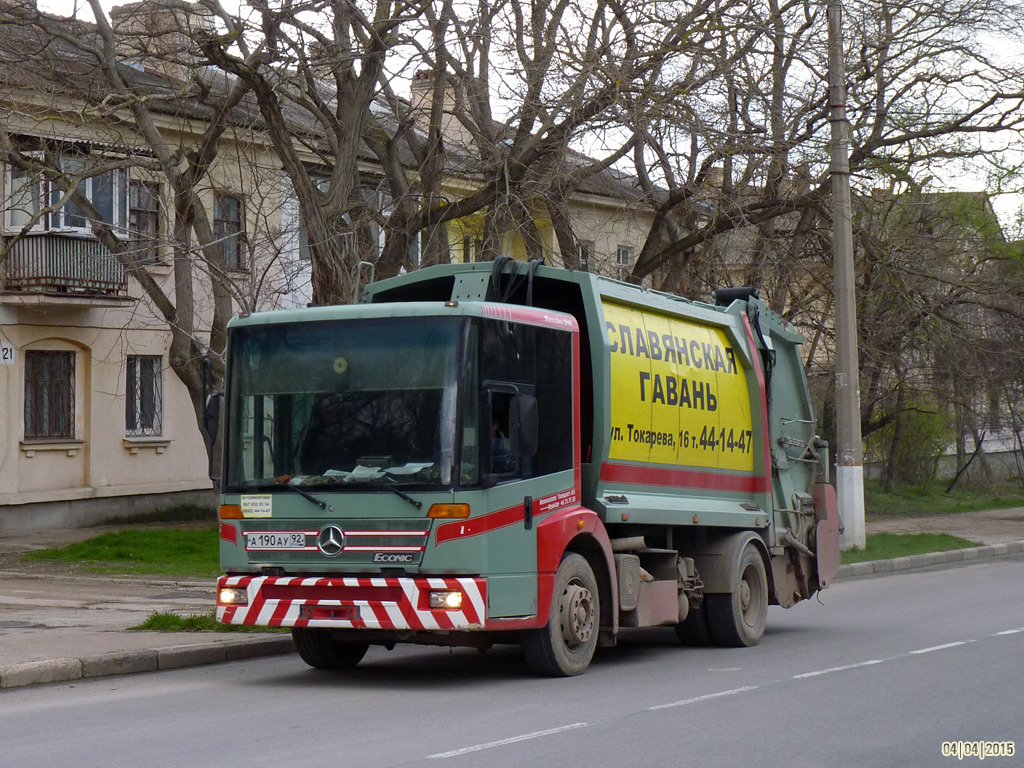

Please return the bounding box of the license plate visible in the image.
[299,605,360,622]
[245,532,308,550]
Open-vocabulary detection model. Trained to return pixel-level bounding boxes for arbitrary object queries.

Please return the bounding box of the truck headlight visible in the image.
[429,590,463,610]
[218,587,248,606]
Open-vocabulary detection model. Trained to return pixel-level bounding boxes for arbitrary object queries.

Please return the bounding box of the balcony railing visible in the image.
[2,233,128,296]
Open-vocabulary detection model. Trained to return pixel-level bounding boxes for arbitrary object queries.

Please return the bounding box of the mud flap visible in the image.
[814,483,840,587]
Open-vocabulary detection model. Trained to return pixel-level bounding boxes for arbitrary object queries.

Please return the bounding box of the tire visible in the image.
[292,628,369,669]
[522,553,600,677]
[705,543,768,647]
[674,600,715,646]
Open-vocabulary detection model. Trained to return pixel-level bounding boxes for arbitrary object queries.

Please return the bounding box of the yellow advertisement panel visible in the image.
[604,301,754,472]
[605,303,653,465]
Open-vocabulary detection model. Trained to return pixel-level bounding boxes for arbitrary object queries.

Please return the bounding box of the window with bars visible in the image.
[214,192,245,270]
[129,181,161,264]
[24,351,75,439]
[126,355,163,436]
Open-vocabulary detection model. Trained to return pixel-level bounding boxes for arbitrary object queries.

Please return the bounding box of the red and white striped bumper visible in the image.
[216,575,487,631]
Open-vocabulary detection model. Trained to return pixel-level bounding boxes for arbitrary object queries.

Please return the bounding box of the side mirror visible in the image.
[201,356,222,483]
[202,392,222,446]
[510,394,539,459]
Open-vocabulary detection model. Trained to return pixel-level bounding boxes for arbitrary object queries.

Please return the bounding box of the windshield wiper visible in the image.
[273,478,333,513]
[382,484,423,510]
[267,476,422,512]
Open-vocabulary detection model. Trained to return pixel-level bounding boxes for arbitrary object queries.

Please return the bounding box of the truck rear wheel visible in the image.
[522,553,600,676]
[705,543,768,647]
[292,628,369,669]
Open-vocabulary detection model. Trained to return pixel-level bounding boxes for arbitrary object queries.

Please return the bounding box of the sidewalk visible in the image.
[0,523,292,689]
[863,506,1024,545]
[1,512,1022,689]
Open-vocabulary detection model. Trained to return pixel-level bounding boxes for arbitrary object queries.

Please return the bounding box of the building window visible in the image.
[214,192,245,270]
[50,157,126,233]
[283,175,326,264]
[126,355,163,436]
[4,156,126,235]
[24,350,75,439]
[298,221,312,262]
[578,239,596,271]
[5,166,45,232]
[410,230,421,267]
[129,181,161,264]
[616,245,633,278]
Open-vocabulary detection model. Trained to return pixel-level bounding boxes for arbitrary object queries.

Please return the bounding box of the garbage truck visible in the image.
[212,258,840,676]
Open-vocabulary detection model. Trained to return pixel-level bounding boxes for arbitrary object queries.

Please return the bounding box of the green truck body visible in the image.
[215,261,839,675]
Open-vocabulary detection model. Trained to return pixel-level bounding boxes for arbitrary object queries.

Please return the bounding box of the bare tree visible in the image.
[183,0,737,301]
[626,0,1024,294]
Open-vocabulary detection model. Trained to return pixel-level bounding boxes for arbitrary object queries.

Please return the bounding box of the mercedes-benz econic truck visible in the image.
[212,259,839,676]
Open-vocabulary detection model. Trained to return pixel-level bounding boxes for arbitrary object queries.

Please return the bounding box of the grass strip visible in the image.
[841,532,982,564]
[129,610,286,633]
[22,528,220,578]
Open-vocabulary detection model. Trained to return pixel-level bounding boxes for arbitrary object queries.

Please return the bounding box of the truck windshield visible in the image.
[224,317,462,491]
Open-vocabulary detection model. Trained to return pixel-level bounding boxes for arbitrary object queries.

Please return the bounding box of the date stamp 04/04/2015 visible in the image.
[942,742,1015,760]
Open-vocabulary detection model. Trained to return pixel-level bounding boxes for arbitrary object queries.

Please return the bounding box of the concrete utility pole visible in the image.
[827,0,866,549]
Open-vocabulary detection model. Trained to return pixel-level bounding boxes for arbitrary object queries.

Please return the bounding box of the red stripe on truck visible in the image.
[741,313,774,498]
[481,304,579,332]
[434,487,578,545]
[598,461,769,494]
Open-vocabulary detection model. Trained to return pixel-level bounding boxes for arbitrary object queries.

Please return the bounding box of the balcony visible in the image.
[1,233,133,308]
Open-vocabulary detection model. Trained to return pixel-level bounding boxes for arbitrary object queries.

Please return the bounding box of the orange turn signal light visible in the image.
[219,505,243,520]
[427,503,471,519]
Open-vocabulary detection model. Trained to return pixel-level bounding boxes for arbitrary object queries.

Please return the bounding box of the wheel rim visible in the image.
[739,563,764,629]
[738,579,751,611]
[559,579,595,649]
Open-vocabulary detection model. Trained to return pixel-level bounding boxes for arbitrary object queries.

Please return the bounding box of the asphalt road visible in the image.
[3,556,1022,768]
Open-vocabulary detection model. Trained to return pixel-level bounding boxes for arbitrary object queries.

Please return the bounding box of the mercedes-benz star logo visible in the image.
[317,525,345,557]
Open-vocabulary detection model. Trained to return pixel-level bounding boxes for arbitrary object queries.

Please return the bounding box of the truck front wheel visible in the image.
[522,553,600,676]
[705,543,768,647]
[292,628,369,669]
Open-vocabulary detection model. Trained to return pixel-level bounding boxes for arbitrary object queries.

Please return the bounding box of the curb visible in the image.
[834,540,1024,580]
[0,635,293,689]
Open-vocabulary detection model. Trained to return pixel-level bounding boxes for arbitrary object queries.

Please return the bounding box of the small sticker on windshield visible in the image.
[241,495,272,518]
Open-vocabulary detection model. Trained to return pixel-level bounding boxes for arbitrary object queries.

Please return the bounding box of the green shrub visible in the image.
[866,399,955,488]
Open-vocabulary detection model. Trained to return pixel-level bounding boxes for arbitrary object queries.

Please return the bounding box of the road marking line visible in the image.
[647,685,759,711]
[427,629,1013,761]
[428,722,589,759]
[792,659,884,679]
[909,641,972,655]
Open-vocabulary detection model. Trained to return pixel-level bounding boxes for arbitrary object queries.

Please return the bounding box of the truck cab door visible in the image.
[478,387,542,618]
[468,319,576,620]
